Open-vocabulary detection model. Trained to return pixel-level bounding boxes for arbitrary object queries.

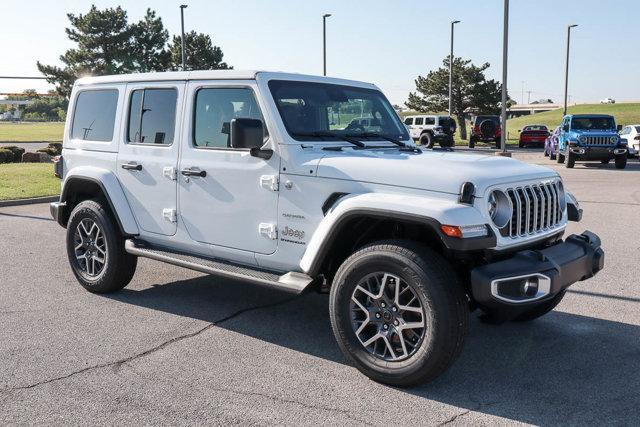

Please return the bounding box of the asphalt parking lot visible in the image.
[1,151,639,425]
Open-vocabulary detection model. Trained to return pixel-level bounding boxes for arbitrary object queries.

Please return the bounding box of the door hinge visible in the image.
[163,166,177,181]
[258,223,277,240]
[162,208,177,223]
[260,175,279,191]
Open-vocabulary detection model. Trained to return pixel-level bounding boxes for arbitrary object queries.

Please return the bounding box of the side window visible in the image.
[620,127,629,135]
[128,88,177,145]
[71,89,118,141]
[562,119,570,132]
[414,117,424,125]
[404,117,413,125]
[424,117,435,125]
[194,87,264,148]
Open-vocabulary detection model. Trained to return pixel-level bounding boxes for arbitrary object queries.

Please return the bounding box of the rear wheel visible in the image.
[468,137,476,148]
[66,200,137,293]
[550,151,556,160]
[615,154,627,169]
[420,132,434,149]
[329,241,469,387]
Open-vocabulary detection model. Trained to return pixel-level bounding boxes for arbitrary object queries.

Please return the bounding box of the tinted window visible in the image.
[128,88,177,144]
[571,117,615,131]
[635,126,640,133]
[71,89,118,141]
[424,117,435,125]
[414,117,424,125]
[404,117,413,125]
[194,87,264,148]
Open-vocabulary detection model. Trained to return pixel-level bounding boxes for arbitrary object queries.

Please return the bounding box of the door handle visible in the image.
[121,162,142,171]
[181,168,207,178]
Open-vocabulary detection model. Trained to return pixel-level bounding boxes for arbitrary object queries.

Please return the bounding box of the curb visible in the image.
[0,195,59,208]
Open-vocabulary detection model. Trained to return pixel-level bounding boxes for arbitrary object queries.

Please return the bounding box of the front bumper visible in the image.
[470,231,604,319]
[569,145,627,160]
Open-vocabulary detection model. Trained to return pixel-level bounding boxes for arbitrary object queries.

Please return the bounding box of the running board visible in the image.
[124,239,313,294]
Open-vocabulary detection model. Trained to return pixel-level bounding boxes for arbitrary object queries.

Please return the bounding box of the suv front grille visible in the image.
[505,181,563,238]
[584,136,612,145]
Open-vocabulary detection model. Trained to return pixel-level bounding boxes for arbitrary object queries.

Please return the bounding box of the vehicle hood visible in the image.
[571,129,617,136]
[316,149,558,196]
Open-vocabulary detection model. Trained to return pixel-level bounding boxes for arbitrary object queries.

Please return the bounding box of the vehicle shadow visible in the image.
[107,275,640,425]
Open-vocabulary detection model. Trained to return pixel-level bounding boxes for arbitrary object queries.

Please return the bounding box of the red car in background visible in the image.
[518,124,550,148]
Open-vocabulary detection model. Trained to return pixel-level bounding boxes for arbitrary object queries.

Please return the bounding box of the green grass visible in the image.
[0,163,60,200]
[0,122,64,142]
[400,103,640,146]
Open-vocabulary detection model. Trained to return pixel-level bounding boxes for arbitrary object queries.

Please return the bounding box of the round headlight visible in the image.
[487,190,511,229]
[609,136,618,144]
[579,136,587,143]
[556,180,567,211]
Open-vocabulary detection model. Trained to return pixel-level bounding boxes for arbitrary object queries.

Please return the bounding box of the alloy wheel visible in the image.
[350,272,426,361]
[73,218,107,277]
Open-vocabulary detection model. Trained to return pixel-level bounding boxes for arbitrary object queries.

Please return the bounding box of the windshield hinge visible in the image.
[260,175,279,191]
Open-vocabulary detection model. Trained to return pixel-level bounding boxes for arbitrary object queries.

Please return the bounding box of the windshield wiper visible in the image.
[291,131,366,148]
[345,132,406,147]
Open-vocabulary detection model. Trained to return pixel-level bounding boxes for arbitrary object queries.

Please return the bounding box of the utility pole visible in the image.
[563,24,578,116]
[448,20,460,116]
[527,90,532,104]
[323,14,332,76]
[499,0,509,155]
[521,81,524,104]
[180,5,188,70]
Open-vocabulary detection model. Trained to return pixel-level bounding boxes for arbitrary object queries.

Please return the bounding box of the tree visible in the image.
[37,5,134,97]
[405,56,506,140]
[130,9,171,72]
[168,31,232,71]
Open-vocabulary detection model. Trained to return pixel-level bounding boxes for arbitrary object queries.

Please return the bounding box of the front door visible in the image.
[117,82,185,236]
[178,82,280,255]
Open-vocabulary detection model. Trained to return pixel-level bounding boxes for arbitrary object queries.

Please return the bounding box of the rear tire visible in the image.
[66,199,137,293]
[615,154,627,169]
[468,137,476,148]
[420,132,434,149]
[329,240,469,387]
[550,152,556,160]
[513,291,566,322]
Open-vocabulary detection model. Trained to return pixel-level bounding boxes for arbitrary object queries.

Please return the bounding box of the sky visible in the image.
[2,0,639,105]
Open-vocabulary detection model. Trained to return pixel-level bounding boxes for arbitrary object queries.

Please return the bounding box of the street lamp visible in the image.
[563,24,578,116]
[448,20,460,116]
[323,14,332,76]
[499,0,509,155]
[180,5,188,70]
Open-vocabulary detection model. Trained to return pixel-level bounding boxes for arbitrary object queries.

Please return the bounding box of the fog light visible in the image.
[522,277,539,297]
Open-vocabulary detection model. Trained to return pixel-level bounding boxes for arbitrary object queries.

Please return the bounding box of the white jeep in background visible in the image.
[403,114,456,148]
[51,70,604,386]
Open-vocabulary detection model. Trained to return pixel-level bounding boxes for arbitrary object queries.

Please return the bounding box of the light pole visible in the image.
[563,24,578,116]
[323,14,332,76]
[180,5,188,70]
[448,20,460,116]
[499,0,509,155]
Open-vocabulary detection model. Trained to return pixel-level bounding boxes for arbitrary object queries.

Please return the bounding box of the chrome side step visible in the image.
[124,239,313,294]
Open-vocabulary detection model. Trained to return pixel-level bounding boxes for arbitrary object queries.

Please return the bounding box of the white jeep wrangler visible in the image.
[51,70,604,386]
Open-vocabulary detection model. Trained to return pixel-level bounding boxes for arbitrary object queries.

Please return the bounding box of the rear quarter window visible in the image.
[71,89,119,142]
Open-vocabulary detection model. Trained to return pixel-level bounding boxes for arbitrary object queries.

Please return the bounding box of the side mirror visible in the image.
[517,129,521,132]
[230,118,264,149]
[617,125,622,132]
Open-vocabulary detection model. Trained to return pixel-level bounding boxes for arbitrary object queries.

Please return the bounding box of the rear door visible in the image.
[117,82,185,236]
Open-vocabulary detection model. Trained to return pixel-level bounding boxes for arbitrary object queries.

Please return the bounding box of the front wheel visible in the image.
[468,137,476,148]
[329,241,469,387]
[66,199,137,293]
[565,150,575,168]
[615,154,627,169]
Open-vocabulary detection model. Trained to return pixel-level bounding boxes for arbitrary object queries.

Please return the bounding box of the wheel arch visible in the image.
[59,167,139,236]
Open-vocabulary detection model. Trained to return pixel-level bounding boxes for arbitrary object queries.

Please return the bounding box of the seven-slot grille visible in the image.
[583,136,613,145]
[505,181,563,238]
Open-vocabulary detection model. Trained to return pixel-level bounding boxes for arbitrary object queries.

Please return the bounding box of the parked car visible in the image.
[50,70,602,387]
[618,124,640,156]
[556,114,628,169]
[600,98,616,104]
[403,114,456,148]
[518,124,550,148]
[544,126,561,160]
[469,115,501,148]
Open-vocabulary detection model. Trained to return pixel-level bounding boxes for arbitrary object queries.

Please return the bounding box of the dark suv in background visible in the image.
[469,115,501,148]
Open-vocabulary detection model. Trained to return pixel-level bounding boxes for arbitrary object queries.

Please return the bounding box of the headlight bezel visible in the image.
[609,135,618,144]
[487,189,512,229]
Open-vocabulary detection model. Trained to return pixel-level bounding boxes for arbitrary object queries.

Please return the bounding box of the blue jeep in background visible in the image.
[556,114,628,169]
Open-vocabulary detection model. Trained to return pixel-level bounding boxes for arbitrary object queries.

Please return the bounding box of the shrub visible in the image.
[0,146,26,162]
[0,149,13,164]
[37,147,59,157]
[46,142,62,155]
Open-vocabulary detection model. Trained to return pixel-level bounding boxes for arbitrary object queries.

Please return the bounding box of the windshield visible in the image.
[268,80,409,141]
[571,117,616,131]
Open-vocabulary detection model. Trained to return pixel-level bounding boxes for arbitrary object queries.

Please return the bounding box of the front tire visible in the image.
[329,241,469,387]
[615,154,627,169]
[557,151,565,163]
[468,137,476,148]
[66,199,137,293]
[565,150,575,168]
